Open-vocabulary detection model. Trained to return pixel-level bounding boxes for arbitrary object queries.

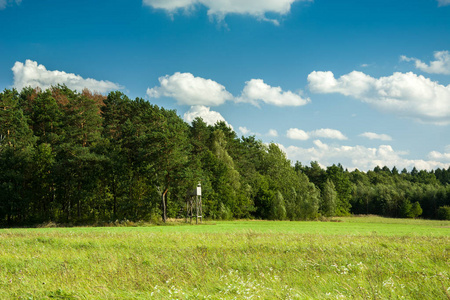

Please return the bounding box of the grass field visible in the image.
[0,216,449,299]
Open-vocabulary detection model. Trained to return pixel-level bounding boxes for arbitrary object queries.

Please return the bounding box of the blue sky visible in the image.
[1,0,450,171]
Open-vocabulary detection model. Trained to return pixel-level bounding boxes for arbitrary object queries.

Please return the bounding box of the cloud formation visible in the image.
[308,70,450,125]
[0,0,21,10]
[183,105,232,128]
[279,140,450,171]
[360,132,392,141]
[287,128,309,140]
[428,150,450,162]
[311,128,347,140]
[239,126,252,135]
[401,51,450,75]
[12,60,122,93]
[143,0,307,24]
[147,72,233,106]
[239,128,279,138]
[238,79,309,107]
[267,129,278,137]
[286,128,347,141]
[148,73,310,108]
[239,126,262,136]
[437,0,450,6]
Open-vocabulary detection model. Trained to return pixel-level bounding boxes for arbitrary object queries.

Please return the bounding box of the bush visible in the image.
[437,206,450,220]
[269,191,286,220]
[409,202,422,218]
[219,203,233,220]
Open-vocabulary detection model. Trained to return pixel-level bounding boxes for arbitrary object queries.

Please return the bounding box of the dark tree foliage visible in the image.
[0,86,449,226]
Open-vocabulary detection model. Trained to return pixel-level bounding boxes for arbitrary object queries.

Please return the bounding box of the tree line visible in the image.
[1,86,450,225]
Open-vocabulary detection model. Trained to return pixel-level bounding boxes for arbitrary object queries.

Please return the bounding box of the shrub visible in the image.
[409,201,422,218]
[437,206,450,220]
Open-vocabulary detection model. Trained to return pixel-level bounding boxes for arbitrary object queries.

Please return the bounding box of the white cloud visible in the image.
[287,128,309,141]
[239,126,251,135]
[310,128,347,140]
[148,75,310,108]
[278,140,450,171]
[428,151,450,162]
[360,132,392,141]
[183,105,232,128]
[0,0,21,9]
[147,72,233,106]
[401,51,450,75]
[286,128,347,141]
[267,129,278,137]
[143,0,309,24]
[437,0,450,6]
[238,126,262,136]
[12,60,122,93]
[143,0,196,11]
[238,79,309,107]
[308,70,450,125]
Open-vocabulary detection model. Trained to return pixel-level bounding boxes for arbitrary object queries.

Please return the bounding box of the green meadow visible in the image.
[1,217,449,299]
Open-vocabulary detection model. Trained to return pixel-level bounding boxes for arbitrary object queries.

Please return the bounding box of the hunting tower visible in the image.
[186,182,202,224]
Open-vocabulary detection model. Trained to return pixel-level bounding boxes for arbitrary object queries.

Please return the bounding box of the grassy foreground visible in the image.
[0,217,449,299]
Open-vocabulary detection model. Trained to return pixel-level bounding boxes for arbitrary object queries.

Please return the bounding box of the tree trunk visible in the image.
[112,177,117,218]
[162,188,168,223]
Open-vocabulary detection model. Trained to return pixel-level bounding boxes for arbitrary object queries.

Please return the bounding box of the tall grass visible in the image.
[0,217,449,299]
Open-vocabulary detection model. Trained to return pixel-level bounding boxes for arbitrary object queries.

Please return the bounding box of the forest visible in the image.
[1,86,450,226]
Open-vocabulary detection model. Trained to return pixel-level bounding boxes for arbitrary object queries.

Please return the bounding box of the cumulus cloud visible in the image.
[360,132,392,141]
[308,70,450,125]
[143,0,308,24]
[310,128,347,140]
[428,150,450,162]
[147,72,233,106]
[238,126,263,136]
[401,51,450,75]
[278,140,450,171]
[12,60,122,93]
[238,79,309,107]
[239,126,252,135]
[143,0,196,11]
[286,128,347,141]
[0,0,21,9]
[286,128,309,141]
[149,74,310,108]
[183,105,232,128]
[267,129,278,137]
[437,0,450,6]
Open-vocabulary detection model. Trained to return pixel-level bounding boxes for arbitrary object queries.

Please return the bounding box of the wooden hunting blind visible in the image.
[186,182,202,224]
